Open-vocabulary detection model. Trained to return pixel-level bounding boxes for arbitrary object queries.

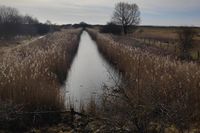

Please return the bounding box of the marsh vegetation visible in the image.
[0,29,82,130]
[0,1,200,133]
[88,28,200,132]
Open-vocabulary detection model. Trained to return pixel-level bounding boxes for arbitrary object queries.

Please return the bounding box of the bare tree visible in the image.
[177,27,197,59]
[0,5,20,24]
[23,15,39,24]
[112,2,140,34]
[0,5,52,38]
[45,20,52,25]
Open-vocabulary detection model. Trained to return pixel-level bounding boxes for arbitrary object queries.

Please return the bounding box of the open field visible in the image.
[133,26,200,60]
[0,28,82,129]
[88,28,200,132]
[134,26,200,41]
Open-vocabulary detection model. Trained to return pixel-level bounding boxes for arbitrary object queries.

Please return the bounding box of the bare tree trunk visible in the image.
[123,25,127,35]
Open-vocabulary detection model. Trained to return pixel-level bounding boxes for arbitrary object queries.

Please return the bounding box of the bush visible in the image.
[177,26,197,60]
[100,22,122,35]
[35,24,50,35]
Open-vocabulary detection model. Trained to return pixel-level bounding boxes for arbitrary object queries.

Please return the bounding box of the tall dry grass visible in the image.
[0,29,82,112]
[88,29,200,132]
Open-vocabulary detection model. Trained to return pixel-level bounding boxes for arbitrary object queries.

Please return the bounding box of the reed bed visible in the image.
[0,29,82,112]
[88,29,200,132]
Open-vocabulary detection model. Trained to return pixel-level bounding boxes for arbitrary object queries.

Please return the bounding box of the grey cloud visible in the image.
[0,0,199,25]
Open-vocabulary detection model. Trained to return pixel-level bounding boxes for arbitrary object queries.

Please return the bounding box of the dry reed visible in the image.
[0,29,82,112]
[88,28,200,132]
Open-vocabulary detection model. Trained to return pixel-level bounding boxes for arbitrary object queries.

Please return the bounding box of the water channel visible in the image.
[64,31,120,110]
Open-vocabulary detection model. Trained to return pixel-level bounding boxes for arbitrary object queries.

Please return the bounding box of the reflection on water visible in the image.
[64,31,120,110]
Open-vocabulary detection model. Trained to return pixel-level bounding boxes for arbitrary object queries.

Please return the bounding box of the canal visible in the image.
[64,31,120,110]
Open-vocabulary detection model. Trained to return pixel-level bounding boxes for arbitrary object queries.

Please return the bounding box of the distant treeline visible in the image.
[87,24,200,35]
[0,5,60,39]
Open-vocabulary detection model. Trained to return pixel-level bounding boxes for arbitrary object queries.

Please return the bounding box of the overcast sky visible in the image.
[1,0,200,26]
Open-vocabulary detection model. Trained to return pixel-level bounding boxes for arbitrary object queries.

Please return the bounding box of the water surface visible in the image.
[64,31,120,109]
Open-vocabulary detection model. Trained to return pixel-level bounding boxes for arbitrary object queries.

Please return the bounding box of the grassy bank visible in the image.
[0,28,82,130]
[88,29,200,132]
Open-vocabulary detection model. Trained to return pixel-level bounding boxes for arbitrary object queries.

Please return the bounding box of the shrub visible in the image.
[177,26,197,60]
[100,22,122,35]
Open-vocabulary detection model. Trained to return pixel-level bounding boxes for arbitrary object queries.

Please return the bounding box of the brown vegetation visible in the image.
[0,28,82,129]
[88,28,200,132]
[133,26,200,60]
